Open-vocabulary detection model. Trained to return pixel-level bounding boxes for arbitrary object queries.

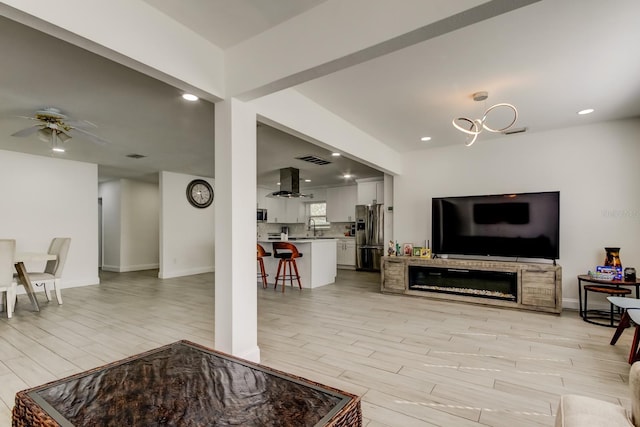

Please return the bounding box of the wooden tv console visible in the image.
[381,256,562,314]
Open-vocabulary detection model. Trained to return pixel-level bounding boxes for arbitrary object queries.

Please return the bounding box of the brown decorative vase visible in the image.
[604,247,622,268]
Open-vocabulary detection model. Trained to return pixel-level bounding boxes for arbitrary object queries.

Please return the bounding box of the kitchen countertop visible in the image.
[259,236,354,242]
[258,238,336,243]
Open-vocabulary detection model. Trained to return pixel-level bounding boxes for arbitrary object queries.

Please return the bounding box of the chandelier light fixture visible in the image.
[452,91,518,147]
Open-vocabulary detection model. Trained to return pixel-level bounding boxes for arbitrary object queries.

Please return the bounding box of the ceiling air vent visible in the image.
[502,127,528,135]
[126,153,146,159]
[295,154,331,166]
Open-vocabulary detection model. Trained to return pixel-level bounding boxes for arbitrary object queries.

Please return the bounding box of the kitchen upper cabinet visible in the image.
[326,185,356,222]
[357,180,384,205]
[264,198,304,223]
[284,198,305,223]
[265,195,284,223]
[256,187,270,209]
[337,239,356,268]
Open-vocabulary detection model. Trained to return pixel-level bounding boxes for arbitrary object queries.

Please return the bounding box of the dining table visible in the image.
[14,252,56,312]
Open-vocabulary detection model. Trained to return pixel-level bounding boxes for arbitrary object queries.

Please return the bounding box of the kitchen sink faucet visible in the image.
[308,218,316,237]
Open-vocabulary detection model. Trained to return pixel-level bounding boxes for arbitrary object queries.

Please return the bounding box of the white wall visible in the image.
[393,118,640,309]
[0,149,99,288]
[121,180,159,271]
[99,179,160,272]
[99,180,121,270]
[159,171,215,279]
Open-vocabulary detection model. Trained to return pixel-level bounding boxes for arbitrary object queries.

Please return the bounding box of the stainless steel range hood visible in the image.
[267,167,312,198]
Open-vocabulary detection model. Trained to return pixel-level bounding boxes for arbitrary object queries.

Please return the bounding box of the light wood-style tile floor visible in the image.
[0,269,635,426]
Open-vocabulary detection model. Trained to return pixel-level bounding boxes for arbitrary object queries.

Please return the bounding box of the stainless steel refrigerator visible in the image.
[355,204,384,271]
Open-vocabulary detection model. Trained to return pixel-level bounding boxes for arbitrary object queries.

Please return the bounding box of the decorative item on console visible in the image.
[604,247,622,268]
[596,247,623,280]
[420,240,431,258]
[594,265,622,280]
[402,243,413,257]
[625,267,637,282]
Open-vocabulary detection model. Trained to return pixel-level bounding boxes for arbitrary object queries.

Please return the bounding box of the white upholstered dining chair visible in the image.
[0,239,17,318]
[18,237,71,305]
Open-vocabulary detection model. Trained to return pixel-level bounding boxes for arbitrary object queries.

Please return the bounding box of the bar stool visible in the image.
[272,242,302,292]
[583,285,631,327]
[257,244,271,288]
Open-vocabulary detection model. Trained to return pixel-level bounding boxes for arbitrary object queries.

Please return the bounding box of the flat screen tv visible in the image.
[432,191,559,260]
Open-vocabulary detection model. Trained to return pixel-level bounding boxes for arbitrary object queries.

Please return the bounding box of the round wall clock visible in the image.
[186,179,214,208]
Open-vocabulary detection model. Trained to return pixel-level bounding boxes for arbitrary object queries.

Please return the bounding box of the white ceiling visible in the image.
[142,0,329,49]
[1,1,639,187]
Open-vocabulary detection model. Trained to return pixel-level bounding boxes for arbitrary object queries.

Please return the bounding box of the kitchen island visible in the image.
[258,239,337,289]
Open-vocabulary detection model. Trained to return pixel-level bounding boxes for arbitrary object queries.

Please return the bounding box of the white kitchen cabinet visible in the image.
[265,196,284,223]
[256,187,270,209]
[264,197,305,223]
[326,185,356,222]
[265,198,304,223]
[357,180,384,205]
[375,181,384,204]
[284,198,305,223]
[336,239,356,268]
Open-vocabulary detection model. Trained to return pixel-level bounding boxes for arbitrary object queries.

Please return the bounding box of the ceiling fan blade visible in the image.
[68,126,109,145]
[66,118,98,129]
[15,115,40,121]
[11,125,42,137]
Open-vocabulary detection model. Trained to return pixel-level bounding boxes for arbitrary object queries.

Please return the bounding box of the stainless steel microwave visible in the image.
[257,208,267,222]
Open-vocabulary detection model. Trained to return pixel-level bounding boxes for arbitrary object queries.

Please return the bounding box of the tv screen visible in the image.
[432,191,559,260]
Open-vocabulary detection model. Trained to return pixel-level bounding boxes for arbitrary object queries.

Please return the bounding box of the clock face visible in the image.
[186,179,213,208]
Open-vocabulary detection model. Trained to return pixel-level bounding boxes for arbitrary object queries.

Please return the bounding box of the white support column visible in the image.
[214,98,259,362]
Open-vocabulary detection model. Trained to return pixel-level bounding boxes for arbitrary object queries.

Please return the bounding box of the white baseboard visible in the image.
[15,276,100,295]
[158,266,214,279]
[562,297,612,312]
[101,263,159,273]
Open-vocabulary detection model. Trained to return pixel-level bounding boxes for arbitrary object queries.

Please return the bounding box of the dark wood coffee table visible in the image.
[13,340,361,427]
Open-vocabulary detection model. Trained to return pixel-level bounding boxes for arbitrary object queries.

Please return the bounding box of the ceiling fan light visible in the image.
[58,131,71,142]
[37,127,52,143]
[52,147,65,153]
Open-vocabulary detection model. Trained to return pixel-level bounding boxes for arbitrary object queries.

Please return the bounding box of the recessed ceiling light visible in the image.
[304,179,311,182]
[343,174,352,179]
[277,182,281,186]
[182,93,199,101]
[420,136,432,142]
[331,152,341,157]
[52,147,65,153]
[578,108,594,115]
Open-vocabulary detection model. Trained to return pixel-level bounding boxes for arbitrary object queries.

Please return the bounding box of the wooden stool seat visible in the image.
[272,242,302,292]
[583,285,631,327]
[257,244,271,288]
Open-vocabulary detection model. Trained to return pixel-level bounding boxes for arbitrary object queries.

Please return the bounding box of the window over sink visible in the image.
[307,202,330,229]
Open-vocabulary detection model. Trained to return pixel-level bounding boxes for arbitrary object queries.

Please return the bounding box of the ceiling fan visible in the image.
[11,107,108,152]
